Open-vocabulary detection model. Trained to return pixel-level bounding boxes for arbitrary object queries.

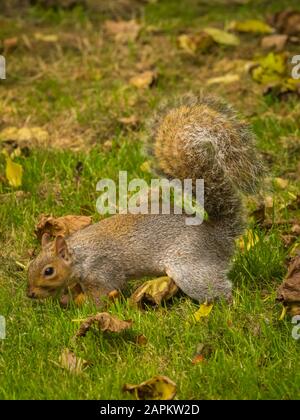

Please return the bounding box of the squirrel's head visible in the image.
[27,234,73,300]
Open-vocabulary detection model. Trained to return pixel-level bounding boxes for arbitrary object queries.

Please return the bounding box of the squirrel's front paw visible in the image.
[59,284,86,308]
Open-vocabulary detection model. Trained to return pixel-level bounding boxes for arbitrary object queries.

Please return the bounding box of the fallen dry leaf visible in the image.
[130,276,179,309]
[261,34,288,51]
[75,312,132,338]
[192,303,213,322]
[129,71,157,89]
[34,33,59,43]
[291,224,300,235]
[3,37,18,50]
[5,156,23,188]
[277,254,300,316]
[268,9,300,36]
[104,19,141,43]
[123,376,177,400]
[191,354,205,364]
[228,19,274,34]
[274,177,289,189]
[118,115,139,128]
[203,27,240,46]
[250,52,300,97]
[206,73,240,86]
[140,160,151,173]
[35,214,92,241]
[177,32,213,55]
[57,348,89,374]
[135,334,148,346]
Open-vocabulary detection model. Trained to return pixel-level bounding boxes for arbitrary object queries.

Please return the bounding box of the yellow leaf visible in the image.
[206,73,240,85]
[34,33,58,43]
[130,276,178,308]
[279,305,287,321]
[5,157,23,187]
[228,20,274,34]
[193,302,213,322]
[140,160,151,173]
[177,32,213,55]
[274,177,289,189]
[250,52,286,84]
[129,71,156,89]
[123,375,177,400]
[203,27,240,46]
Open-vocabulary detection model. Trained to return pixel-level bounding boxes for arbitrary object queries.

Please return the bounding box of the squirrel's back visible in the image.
[147,93,263,237]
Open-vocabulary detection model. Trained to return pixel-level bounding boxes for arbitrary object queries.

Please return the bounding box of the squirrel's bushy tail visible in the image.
[148,93,263,237]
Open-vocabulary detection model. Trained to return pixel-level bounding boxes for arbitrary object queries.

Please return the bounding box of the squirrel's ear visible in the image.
[41,232,51,249]
[55,235,70,260]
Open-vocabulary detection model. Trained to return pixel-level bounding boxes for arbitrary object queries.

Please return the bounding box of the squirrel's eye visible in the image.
[44,267,55,277]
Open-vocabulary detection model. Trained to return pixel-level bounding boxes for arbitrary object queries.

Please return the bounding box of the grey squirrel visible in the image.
[27,93,263,305]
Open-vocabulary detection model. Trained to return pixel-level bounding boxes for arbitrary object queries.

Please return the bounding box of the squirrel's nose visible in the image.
[27,290,36,299]
[276,292,284,302]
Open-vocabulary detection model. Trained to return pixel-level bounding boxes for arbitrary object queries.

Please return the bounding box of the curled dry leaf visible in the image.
[104,19,141,43]
[130,276,179,309]
[123,375,177,400]
[35,214,92,241]
[177,32,213,55]
[75,312,132,338]
[129,71,157,89]
[192,303,213,322]
[277,254,300,316]
[58,348,89,374]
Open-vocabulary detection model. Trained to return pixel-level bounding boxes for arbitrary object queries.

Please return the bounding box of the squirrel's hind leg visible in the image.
[165,259,232,303]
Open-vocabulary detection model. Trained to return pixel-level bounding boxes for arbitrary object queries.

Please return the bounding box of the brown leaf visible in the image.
[135,334,148,346]
[118,115,139,128]
[123,376,177,400]
[130,276,179,309]
[177,32,213,55]
[277,255,300,315]
[75,312,132,338]
[57,348,89,374]
[3,37,18,51]
[281,234,297,248]
[261,34,288,51]
[129,71,157,89]
[192,354,205,364]
[291,224,300,235]
[104,19,141,43]
[35,214,92,241]
[268,10,300,36]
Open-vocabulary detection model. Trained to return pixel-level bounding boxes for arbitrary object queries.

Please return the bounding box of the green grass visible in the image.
[0,0,300,400]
